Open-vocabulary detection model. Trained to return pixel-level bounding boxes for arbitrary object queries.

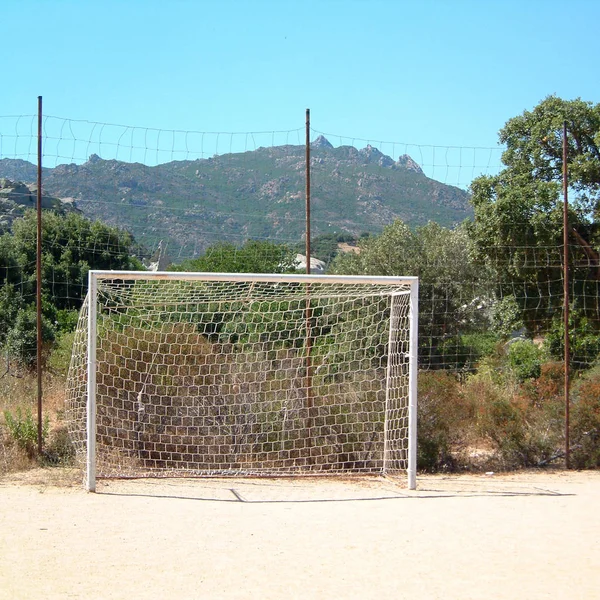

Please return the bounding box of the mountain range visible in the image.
[0,136,471,260]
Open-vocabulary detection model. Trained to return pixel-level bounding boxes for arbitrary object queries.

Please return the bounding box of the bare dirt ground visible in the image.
[1,469,599,600]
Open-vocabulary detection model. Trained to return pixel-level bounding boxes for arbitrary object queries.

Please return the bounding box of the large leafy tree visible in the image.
[6,210,144,311]
[330,220,488,368]
[0,210,143,365]
[469,96,600,337]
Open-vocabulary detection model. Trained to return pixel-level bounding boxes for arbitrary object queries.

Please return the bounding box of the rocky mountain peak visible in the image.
[396,154,424,175]
[358,144,395,168]
[311,135,334,150]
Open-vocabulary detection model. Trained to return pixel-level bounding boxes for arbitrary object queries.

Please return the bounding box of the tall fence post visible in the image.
[562,120,570,469]
[305,108,311,272]
[305,108,313,441]
[36,95,43,456]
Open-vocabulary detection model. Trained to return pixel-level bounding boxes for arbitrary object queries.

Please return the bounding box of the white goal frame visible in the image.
[83,270,419,491]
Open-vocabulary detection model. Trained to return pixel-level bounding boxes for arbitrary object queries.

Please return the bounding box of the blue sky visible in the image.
[2,0,599,183]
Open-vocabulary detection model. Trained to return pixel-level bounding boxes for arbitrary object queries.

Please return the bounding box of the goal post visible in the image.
[409,281,419,490]
[65,270,418,491]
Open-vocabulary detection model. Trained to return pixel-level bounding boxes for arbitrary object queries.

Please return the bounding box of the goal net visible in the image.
[66,271,418,490]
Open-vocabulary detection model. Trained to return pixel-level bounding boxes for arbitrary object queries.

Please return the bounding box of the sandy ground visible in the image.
[1,469,599,600]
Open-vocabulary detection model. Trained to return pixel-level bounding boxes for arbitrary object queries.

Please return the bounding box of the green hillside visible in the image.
[0,137,471,260]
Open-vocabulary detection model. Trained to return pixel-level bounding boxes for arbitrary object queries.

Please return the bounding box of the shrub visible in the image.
[475,390,535,468]
[0,424,36,475]
[570,366,600,468]
[472,352,513,387]
[490,295,524,338]
[42,425,76,466]
[465,365,561,469]
[3,406,49,458]
[535,361,565,399]
[545,310,600,369]
[6,307,56,368]
[519,361,564,408]
[417,371,473,471]
[56,308,80,333]
[507,339,545,382]
[47,330,76,375]
[461,332,500,362]
[434,333,500,371]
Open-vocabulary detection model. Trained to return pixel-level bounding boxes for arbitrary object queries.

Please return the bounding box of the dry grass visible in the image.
[0,365,72,476]
[0,434,37,476]
[1,356,598,480]
[0,366,66,416]
[0,465,82,487]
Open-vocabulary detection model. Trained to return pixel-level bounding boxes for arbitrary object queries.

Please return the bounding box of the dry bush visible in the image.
[571,366,600,468]
[417,371,474,472]
[463,361,564,470]
[519,362,565,408]
[0,426,37,475]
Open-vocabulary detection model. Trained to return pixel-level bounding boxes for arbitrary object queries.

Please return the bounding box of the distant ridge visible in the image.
[0,138,471,259]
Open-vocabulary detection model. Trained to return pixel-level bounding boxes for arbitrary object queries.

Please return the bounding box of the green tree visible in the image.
[8,210,143,311]
[167,240,299,347]
[0,210,143,366]
[172,240,297,274]
[330,220,488,368]
[469,96,600,341]
[6,306,56,367]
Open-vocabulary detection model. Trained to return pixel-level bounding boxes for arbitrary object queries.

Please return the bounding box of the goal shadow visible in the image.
[95,475,573,503]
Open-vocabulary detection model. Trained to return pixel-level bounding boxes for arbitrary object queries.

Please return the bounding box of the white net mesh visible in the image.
[66,273,415,479]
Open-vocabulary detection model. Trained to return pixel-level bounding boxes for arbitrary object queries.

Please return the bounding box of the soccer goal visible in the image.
[65,271,418,491]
